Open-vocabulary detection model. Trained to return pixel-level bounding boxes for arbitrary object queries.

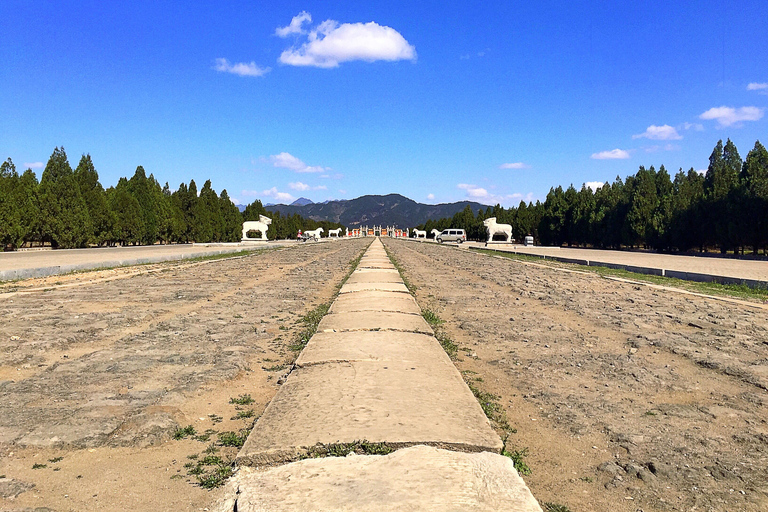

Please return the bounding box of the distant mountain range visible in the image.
[259,193,488,227]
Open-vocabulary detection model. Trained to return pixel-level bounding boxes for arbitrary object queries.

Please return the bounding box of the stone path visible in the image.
[226,239,542,511]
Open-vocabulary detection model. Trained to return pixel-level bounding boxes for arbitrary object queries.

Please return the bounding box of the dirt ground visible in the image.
[382,238,768,512]
[0,238,370,512]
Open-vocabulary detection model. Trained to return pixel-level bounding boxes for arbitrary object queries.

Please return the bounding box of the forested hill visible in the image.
[265,193,488,227]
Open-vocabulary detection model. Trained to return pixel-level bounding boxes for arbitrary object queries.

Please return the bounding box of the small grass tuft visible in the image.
[421,308,444,326]
[229,394,254,405]
[172,425,196,440]
[503,447,532,475]
[48,456,63,463]
[218,430,248,448]
[543,503,574,512]
[232,408,255,420]
[32,463,47,469]
[289,302,330,351]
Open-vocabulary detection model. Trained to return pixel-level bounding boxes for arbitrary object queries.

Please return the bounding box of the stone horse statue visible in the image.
[328,228,342,237]
[430,229,441,240]
[412,229,427,239]
[304,227,324,241]
[242,215,272,240]
[483,217,512,243]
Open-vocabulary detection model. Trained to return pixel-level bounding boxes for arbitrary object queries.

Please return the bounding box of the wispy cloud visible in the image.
[591,149,630,160]
[427,193,435,200]
[457,183,489,199]
[278,14,416,68]
[585,181,604,192]
[681,122,704,132]
[747,82,768,94]
[499,162,530,169]
[699,106,764,127]
[23,162,44,169]
[213,58,270,77]
[632,124,682,140]
[275,11,312,37]
[270,152,327,173]
[644,143,680,153]
[457,183,531,205]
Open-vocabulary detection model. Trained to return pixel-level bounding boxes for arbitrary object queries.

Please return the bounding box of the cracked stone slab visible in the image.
[223,446,542,512]
[296,331,445,366]
[345,271,404,284]
[317,311,431,334]
[329,290,421,315]
[237,361,502,465]
[339,282,409,294]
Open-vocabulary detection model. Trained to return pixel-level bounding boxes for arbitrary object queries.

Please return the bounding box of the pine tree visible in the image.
[741,141,768,253]
[219,189,242,242]
[17,169,42,246]
[74,154,112,245]
[108,178,144,245]
[0,158,23,249]
[38,147,92,248]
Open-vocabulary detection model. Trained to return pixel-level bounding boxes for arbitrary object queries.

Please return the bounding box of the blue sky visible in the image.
[2,1,767,206]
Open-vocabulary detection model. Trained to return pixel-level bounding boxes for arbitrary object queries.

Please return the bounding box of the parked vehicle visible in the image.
[437,229,466,243]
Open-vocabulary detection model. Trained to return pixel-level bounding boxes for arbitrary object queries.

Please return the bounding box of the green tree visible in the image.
[38,147,92,248]
[741,141,768,253]
[219,189,242,242]
[74,154,112,245]
[0,158,23,249]
[108,178,144,245]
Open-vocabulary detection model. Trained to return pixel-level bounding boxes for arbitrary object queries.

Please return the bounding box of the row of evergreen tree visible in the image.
[417,139,768,255]
[0,147,343,249]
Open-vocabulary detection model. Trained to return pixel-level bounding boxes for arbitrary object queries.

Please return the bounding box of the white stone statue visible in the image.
[413,229,426,239]
[430,229,441,240]
[328,228,341,237]
[242,215,272,240]
[345,227,349,237]
[304,227,324,241]
[483,217,512,243]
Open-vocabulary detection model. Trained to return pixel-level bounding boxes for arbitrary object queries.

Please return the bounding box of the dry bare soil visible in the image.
[383,238,768,512]
[0,238,370,512]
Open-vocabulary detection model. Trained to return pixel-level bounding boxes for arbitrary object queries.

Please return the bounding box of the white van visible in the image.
[437,229,466,243]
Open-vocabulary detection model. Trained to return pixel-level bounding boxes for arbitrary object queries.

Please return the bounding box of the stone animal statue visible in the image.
[304,227,324,241]
[242,215,272,240]
[413,229,427,239]
[483,217,512,243]
[328,228,342,237]
[430,229,441,240]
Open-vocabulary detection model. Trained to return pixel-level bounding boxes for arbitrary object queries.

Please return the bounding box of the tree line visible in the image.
[0,147,343,249]
[417,138,768,255]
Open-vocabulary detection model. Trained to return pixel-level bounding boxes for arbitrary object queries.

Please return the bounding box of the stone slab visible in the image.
[318,310,431,334]
[329,290,421,314]
[237,361,502,464]
[339,282,409,294]
[296,331,444,366]
[224,446,542,512]
[345,271,405,284]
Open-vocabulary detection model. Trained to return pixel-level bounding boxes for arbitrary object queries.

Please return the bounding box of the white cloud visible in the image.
[338,189,347,195]
[696,169,707,175]
[699,106,764,127]
[276,11,311,37]
[747,82,768,93]
[319,173,344,179]
[213,58,270,77]
[585,181,604,192]
[23,162,44,169]
[457,183,489,199]
[591,149,630,160]
[261,187,294,202]
[632,124,682,140]
[288,181,310,191]
[278,15,416,68]
[270,152,327,173]
[427,193,435,200]
[499,162,530,170]
[314,185,327,190]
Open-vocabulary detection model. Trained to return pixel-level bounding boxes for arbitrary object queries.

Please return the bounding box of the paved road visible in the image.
[0,242,289,280]
[460,242,768,284]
